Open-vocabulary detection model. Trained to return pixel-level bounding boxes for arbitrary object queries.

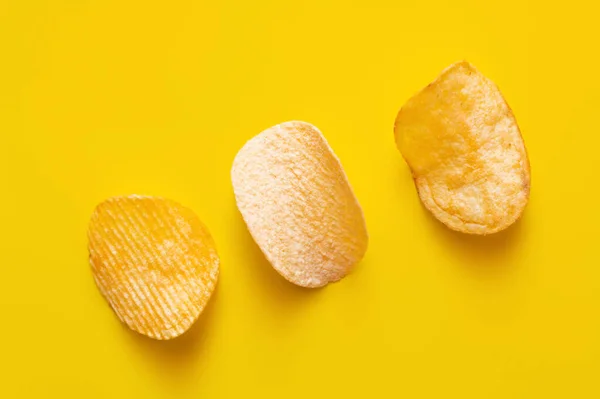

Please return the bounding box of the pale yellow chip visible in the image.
[394,61,530,234]
[231,121,368,288]
[88,195,219,340]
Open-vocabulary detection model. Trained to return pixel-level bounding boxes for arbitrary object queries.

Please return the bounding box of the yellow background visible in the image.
[1,0,599,397]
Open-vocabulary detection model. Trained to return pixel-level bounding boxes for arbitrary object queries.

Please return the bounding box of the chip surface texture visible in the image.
[394,61,530,234]
[231,121,368,288]
[88,195,219,340]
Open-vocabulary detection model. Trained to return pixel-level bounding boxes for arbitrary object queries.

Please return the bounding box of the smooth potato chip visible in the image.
[231,121,368,288]
[88,195,219,340]
[394,61,530,234]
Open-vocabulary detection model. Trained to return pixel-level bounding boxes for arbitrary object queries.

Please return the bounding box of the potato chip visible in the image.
[231,121,368,288]
[88,195,219,340]
[394,61,530,234]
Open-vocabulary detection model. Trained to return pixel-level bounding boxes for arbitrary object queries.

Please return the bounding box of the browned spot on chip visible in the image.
[88,195,219,339]
[394,61,530,234]
[231,121,368,288]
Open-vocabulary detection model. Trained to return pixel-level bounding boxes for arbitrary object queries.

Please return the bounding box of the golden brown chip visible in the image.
[88,195,219,340]
[231,121,368,288]
[394,61,530,234]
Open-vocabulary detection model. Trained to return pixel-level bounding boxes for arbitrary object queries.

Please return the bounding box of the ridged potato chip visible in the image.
[231,121,368,288]
[88,195,219,340]
[394,61,530,234]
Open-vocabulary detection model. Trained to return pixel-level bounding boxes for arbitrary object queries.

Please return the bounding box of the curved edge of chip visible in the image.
[88,195,220,340]
[231,121,368,288]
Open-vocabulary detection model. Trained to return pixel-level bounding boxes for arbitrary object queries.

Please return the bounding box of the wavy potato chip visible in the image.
[394,61,530,234]
[88,195,219,340]
[231,121,368,288]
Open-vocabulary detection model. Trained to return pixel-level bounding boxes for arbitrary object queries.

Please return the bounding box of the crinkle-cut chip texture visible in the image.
[231,121,368,288]
[88,195,219,340]
[394,61,530,235]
